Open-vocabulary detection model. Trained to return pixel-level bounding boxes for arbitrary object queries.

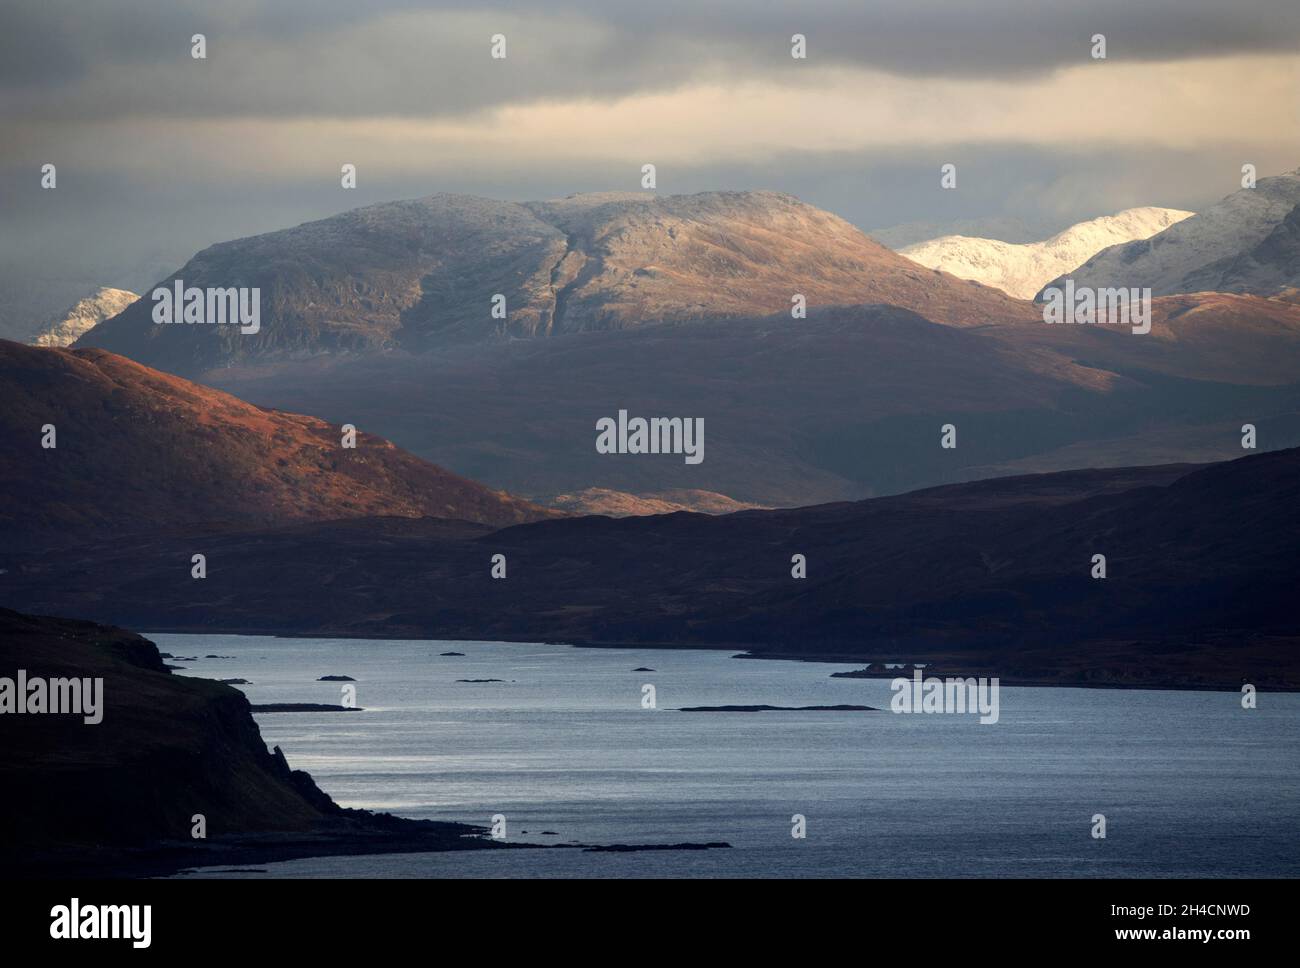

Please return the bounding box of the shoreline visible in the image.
[140,626,1300,694]
[732,654,1281,693]
[12,822,732,880]
[8,817,501,880]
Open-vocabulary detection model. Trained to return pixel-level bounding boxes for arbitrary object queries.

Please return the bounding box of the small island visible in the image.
[677,703,877,713]
[251,703,362,712]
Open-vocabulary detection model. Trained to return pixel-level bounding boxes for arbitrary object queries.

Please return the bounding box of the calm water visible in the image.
[159,634,1300,878]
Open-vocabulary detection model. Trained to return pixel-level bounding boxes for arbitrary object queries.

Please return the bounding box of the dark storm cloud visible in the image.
[1,0,1298,122]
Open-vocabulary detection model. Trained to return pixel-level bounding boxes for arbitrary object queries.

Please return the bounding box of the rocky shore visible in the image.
[0,609,498,878]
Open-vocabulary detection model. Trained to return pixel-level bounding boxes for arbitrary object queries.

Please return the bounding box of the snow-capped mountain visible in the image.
[32,287,139,347]
[1168,201,1300,297]
[900,208,1193,299]
[1037,169,1300,299]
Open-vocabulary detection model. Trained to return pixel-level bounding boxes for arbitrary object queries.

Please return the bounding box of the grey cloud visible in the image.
[2,0,1298,123]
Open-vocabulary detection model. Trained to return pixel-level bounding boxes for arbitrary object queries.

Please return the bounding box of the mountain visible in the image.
[515,191,1030,331]
[5,449,1297,690]
[75,190,1033,374]
[0,339,553,545]
[32,287,139,347]
[54,187,1300,510]
[1038,169,1300,298]
[1180,204,1300,296]
[900,207,1193,299]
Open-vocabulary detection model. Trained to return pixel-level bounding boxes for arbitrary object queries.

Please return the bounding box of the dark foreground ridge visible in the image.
[4,447,1298,691]
[0,609,494,878]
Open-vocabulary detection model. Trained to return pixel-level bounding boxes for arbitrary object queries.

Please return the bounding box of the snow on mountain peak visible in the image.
[899,207,1194,299]
[1038,170,1300,298]
[33,287,139,347]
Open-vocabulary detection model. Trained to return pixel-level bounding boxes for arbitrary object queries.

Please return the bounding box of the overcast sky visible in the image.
[3,0,1299,324]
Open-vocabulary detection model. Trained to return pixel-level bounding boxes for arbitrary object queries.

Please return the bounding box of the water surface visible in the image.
[159,635,1300,878]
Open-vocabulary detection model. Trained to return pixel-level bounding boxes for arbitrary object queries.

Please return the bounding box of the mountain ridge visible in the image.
[901,207,1193,299]
[1038,169,1300,299]
[75,189,1035,375]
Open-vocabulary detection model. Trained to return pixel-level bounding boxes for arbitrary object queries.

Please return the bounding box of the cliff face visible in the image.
[0,609,335,854]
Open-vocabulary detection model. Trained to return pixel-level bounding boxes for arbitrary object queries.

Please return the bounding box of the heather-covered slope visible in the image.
[549,487,766,516]
[0,339,552,543]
